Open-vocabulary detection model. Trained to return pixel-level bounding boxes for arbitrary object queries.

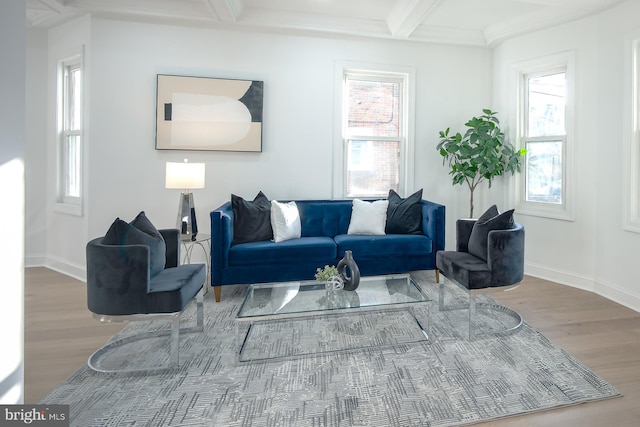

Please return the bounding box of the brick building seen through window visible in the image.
[345,78,402,197]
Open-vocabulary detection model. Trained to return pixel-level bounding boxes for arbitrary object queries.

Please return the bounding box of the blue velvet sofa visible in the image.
[209,199,445,301]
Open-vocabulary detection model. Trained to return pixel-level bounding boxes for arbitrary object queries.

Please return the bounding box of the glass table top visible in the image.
[236,274,430,319]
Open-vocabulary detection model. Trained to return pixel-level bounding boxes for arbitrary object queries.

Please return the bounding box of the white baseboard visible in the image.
[524,262,596,291]
[594,278,640,314]
[43,255,86,283]
[25,254,46,268]
[525,262,640,313]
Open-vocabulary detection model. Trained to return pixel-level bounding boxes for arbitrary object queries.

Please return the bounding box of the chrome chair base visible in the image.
[88,289,204,374]
[438,278,523,341]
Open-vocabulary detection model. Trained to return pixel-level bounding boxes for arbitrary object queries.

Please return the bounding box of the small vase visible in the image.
[337,250,360,291]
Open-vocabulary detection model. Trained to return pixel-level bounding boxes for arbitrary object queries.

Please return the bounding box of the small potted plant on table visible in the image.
[315,265,343,290]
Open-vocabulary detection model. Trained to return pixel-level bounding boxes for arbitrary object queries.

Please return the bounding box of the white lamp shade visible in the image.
[165,162,205,190]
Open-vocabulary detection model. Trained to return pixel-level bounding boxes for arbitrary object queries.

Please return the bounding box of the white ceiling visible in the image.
[26,0,624,47]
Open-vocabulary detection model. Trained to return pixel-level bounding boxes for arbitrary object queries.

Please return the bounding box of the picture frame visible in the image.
[155,74,263,152]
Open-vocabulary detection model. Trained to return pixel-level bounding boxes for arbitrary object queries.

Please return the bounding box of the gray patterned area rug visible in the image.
[42,274,621,426]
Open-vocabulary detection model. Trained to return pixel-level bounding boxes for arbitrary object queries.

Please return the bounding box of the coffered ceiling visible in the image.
[26,0,623,47]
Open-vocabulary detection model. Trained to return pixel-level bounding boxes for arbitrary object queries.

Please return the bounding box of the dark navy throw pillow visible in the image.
[231,191,273,245]
[385,189,423,235]
[468,207,515,262]
[103,213,166,276]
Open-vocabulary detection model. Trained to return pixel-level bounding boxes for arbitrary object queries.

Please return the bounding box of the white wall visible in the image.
[594,1,640,308]
[44,16,92,279]
[25,29,48,266]
[32,16,492,270]
[493,0,640,311]
[0,0,26,404]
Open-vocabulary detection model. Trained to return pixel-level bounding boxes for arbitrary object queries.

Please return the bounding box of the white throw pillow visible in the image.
[270,200,302,243]
[347,199,389,235]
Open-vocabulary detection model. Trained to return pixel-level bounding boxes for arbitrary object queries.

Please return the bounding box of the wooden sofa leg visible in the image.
[213,286,221,302]
[435,269,440,283]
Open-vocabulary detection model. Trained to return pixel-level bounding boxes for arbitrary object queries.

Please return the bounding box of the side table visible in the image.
[181,233,211,294]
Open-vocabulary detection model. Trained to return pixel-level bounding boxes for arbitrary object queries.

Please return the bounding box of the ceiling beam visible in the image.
[38,0,66,14]
[386,0,440,38]
[225,0,244,22]
[203,0,243,22]
[203,0,222,21]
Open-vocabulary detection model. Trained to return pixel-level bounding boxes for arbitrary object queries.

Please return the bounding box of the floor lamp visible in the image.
[165,160,205,241]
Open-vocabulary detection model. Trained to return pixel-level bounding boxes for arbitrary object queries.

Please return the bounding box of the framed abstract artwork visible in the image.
[155,75,264,152]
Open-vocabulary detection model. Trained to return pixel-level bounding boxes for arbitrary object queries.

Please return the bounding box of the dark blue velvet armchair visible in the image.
[86,228,206,373]
[436,219,525,290]
[436,218,525,340]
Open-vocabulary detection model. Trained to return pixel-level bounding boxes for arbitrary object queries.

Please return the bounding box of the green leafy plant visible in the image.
[436,109,526,217]
[315,265,339,281]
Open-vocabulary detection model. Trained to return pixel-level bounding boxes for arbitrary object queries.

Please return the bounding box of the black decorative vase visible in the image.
[337,250,360,291]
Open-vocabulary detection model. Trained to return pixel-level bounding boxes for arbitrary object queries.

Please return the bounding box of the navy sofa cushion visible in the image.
[334,234,432,258]
[229,236,337,266]
[296,200,352,237]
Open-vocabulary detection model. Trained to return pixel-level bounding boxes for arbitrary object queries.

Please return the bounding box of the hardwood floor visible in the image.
[24,267,125,403]
[24,268,640,425]
[482,276,640,426]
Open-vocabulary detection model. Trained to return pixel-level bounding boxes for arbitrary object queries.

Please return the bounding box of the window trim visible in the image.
[55,52,84,216]
[623,34,640,233]
[333,61,415,199]
[511,51,575,221]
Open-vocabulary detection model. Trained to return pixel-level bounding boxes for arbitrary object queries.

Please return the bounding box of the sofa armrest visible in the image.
[86,237,150,315]
[160,229,180,268]
[210,202,234,285]
[455,219,476,252]
[420,200,446,252]
[487,223,525,286]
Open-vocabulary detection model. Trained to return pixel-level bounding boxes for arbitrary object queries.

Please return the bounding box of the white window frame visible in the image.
[333,61,415,199]
[512,51,575,221]
[623,35,640,233]
[55,53,83,216]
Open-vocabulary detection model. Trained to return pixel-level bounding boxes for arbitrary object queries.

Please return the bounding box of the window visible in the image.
[514,52,574,220]
[524,71,566,204]
[334,65,414,198]
[57,55,83,214]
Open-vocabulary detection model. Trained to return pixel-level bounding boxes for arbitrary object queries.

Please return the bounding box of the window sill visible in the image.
[623,218,640,234]
[515,203,574,222]
[55,202,82,217]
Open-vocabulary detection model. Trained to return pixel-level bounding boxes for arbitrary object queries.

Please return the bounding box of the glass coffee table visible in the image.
[235,274,431,362]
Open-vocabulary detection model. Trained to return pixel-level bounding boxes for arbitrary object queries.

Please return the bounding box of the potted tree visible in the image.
[437,109,525,217]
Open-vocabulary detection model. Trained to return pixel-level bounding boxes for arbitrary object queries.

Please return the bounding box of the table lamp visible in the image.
[165,160,205,241]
